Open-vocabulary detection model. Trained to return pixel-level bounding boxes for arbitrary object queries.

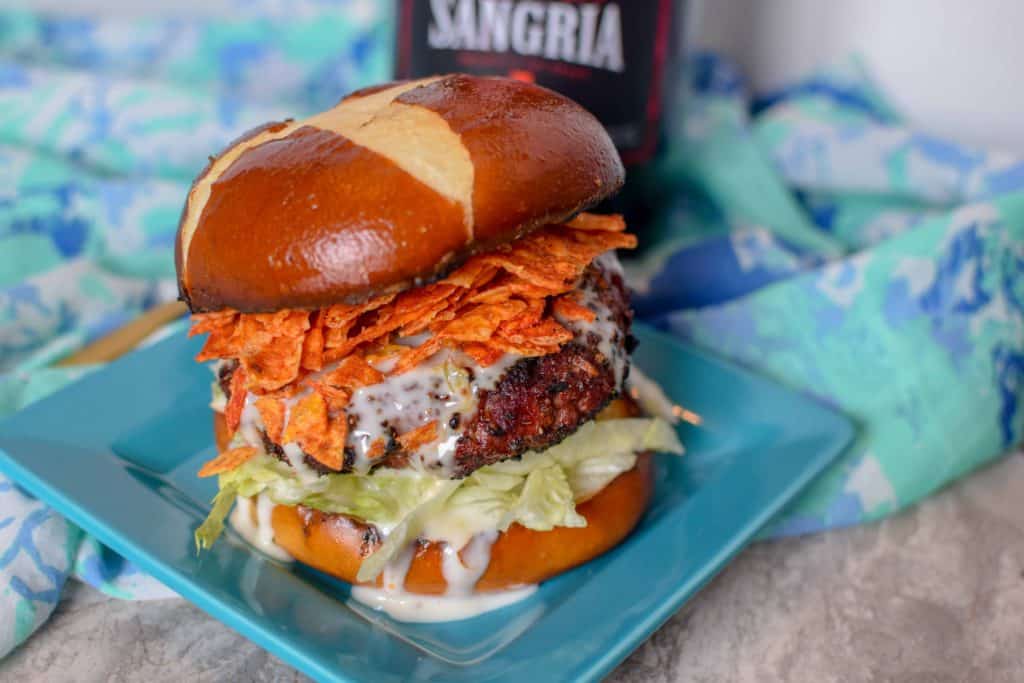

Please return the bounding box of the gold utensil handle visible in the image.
[57,300,189,367]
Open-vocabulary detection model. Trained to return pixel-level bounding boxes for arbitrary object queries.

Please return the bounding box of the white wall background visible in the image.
[14,0,1024,153]
[691,0,1023,153]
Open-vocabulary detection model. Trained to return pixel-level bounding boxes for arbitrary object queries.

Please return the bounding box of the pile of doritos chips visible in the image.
[192,213,635,473]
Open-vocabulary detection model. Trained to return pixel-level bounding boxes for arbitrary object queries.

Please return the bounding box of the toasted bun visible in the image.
[212,398,652,593]
[273,454,651,594]
[177,74,624,313]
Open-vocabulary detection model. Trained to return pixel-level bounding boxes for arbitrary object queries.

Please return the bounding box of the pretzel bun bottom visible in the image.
[213,402,654,594]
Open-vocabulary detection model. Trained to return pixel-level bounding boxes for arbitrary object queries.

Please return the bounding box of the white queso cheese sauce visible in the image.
[228,494,293,562]
[228,493,538,622]
[350,529,537,622]
[344,348,519,473]
[349,583,538,623]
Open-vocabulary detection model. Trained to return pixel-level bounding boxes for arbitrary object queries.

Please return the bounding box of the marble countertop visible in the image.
[3,452,1022,682]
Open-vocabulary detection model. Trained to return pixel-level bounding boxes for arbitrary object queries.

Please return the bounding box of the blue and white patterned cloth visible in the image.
[0,3,1021,658]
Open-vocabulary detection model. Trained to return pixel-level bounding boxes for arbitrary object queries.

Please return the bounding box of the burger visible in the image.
[177,74,682,604]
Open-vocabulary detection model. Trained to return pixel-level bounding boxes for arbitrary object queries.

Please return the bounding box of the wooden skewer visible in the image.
[56,300,190,367]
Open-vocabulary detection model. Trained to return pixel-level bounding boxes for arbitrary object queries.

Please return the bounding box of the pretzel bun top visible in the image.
[175,74,624,313]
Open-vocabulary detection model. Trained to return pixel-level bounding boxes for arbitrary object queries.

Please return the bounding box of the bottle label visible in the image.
[396,0,674,165]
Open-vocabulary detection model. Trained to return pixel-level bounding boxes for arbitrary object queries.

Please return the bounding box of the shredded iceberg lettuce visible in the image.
[195,485,239,552]
[196,417,683,579]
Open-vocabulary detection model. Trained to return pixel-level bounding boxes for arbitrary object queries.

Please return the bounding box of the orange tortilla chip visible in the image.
[392,336,443,375]
[323,303,363,330]
[552,295,596,322]
[264,382,305,400]
[499,318,574,347]
[198,446,258,477]
[195,332,236,362]
[443,261,499,289]
[538,233,609,269]
[241,347,302,393]
[485,341,548,357]
[461,342,505,367]
[322,294,396,357]
[393,284,458,315]
[300,320,325,372]
[392,286,461,335]
[322,355,385,391]
[190,310,237,335]
[232,314,273,348]
[503,298,546,330]
[255,396,286,444]
[488,314,573,356]
[365,438,387,460]
[323,323,356,354]
[394,298,454,335]
[566,212,626,232]
[467,273,558,304]
[224,365,247,435]
[282,391,328,455]
[487,338,559,357]
[566,226,637,252]
[323,321,384,361]
[402,295,465,336]
[193,311,240,361]
[218,310,311,393]
[313,383,352,414]
[396,421,438,453]
[193,331,234,362]
[479,252,574,291]
[436,300,528,343]
[264,309,313,337]
[309,415,346,471]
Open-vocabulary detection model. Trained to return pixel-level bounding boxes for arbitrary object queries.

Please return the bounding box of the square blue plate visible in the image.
[0,324,852,682]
